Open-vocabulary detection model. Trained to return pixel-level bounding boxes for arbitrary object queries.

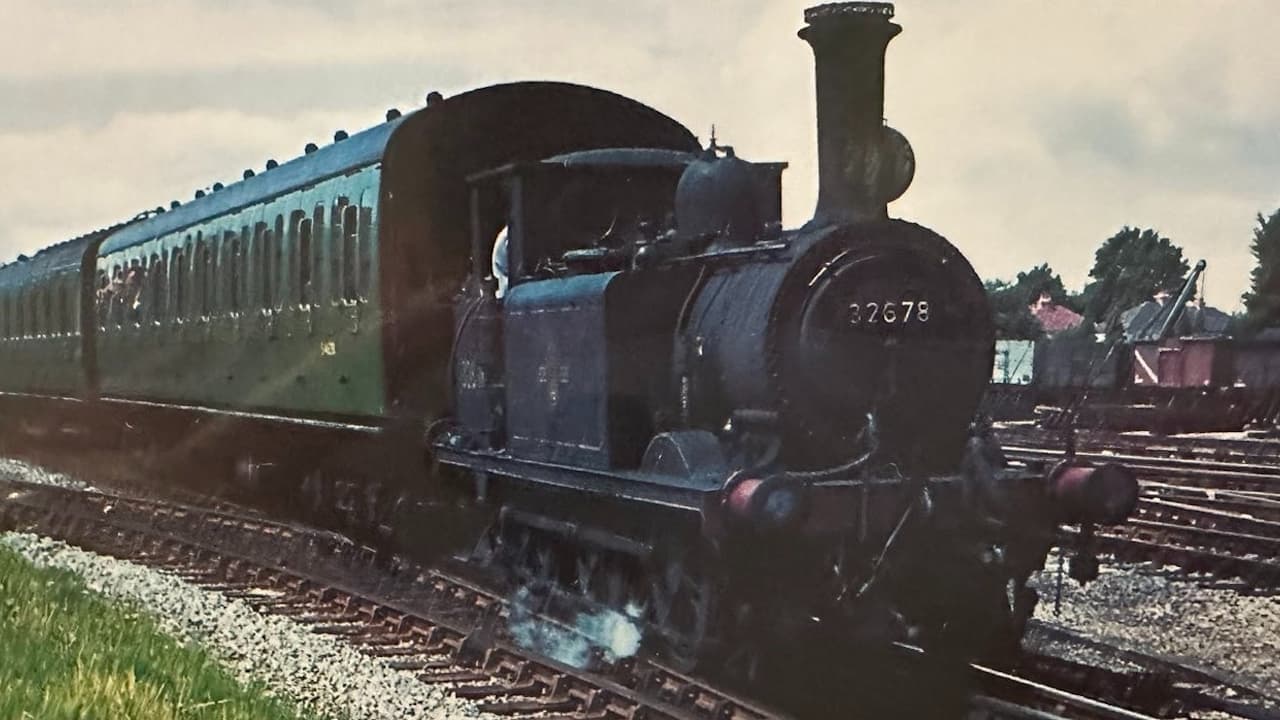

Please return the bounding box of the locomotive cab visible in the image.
[456,149,785,468]
[455,150,693,456]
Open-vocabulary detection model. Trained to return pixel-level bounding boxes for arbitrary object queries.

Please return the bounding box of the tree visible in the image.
[1242,208,1280,332]
[1013,263,1069,305]
[985,277,1043,339]
[1079,227,1189,328]
[984,263,1079,338]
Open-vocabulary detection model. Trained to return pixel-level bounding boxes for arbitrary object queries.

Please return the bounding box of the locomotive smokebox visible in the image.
[800,2,913,225]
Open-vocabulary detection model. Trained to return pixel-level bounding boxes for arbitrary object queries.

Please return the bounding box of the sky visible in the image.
[2,1,1277,309]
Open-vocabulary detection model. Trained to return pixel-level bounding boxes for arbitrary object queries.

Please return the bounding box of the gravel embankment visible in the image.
[0,532,483,720]
[1026,553,1280,696]
[0,457,89,490]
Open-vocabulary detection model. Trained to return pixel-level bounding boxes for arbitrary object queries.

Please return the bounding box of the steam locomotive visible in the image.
[0,1,1136,679]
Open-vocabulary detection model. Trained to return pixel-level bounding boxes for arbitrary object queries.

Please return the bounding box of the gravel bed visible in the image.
[0,457,90,490]
[0,532,485,720]
[1026,552,1280,697]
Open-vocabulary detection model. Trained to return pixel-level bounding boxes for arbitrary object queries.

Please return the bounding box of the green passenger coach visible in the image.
[86,82,697,432]
[0,82,698,534]
[95,164,387,419]
[0,232,106,401]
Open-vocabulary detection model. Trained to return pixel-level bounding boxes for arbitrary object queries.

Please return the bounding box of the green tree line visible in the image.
[988,209,1280,340]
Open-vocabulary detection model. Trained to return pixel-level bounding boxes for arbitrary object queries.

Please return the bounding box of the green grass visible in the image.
[0,545,317,720]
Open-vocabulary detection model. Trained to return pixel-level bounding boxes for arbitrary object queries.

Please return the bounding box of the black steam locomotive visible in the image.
[432,2,1137,670]
[0,1,1136,679]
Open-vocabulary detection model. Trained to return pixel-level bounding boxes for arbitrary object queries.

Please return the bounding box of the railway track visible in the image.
[996,426,1280,589]
[996,424,1280,468]
[1,467,1273,719]
[1019,622,1280,720]
[0,477,781,720]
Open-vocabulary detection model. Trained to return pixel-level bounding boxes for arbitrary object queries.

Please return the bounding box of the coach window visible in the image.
[331,197,348,302]
[202,239,216,318]
[47,285,57,335]
[23,286,34,337]
[260,227,275,310]
[272,215,285,309]
[171,248,186,322]
[55,281,67,335]
[291,210,311,304]
[52,282,61,335]
[26,287,36,337]
[33,286,43,337]
[124,259,141,325]
[40,286,50,336]
[193,239,206,318]
[358,206,373,300]
[227,234,242,313]
[250,222,265,309]
[94,270,107,328]
[240,229,250,310]
[50,285,60,336]
[112,266,126,327]
[59,282,67,335]
[66,278,77,335]
[342,204,359,301]
[312,204,325,300]
[33,285,43,336]
[297,216,314,305]
[149,254,166,323]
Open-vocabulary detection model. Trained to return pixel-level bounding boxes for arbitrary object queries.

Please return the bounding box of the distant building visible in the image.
[1028,292,1084,335]
[1121,289,1231,342]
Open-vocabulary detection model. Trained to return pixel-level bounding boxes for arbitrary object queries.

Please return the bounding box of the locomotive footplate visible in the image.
[431,440,1082,542]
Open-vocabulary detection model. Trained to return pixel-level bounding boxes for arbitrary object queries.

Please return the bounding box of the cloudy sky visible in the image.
[3,1,1277,308]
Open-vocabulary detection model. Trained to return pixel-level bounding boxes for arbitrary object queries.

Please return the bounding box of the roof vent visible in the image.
[304,142,319,154]
[334,130,349,142]
[385,108,401,121]
[243,169,255,179]
[265,159,279,170]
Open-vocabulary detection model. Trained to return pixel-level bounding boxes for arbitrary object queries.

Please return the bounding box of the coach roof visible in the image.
[98,81,698,259]
[0,225,123,290]
[99,116,404,257]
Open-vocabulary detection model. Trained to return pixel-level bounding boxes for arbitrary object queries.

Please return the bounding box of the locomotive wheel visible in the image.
[647,558,718,671]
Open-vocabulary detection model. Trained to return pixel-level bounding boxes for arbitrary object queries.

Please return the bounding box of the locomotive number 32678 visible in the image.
[848,300,930,325]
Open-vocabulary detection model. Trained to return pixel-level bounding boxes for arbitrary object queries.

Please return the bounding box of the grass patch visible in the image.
[0,544,318,720]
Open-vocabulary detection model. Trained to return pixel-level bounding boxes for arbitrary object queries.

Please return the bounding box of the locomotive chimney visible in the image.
[800,2,905,225]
